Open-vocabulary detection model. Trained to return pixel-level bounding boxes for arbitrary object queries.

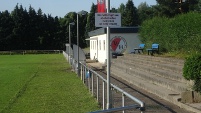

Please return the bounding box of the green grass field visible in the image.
[0,54,99,113]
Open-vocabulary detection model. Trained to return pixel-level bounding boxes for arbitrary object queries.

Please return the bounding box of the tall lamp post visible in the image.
[69,22,75,64]
[77,10,87,75]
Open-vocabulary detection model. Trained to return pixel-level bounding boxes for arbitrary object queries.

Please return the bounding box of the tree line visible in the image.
[0,0,200,51]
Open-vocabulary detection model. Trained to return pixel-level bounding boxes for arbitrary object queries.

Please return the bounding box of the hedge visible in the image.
[139,12,201,54]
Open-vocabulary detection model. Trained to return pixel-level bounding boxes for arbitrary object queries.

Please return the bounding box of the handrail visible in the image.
[89,104,141,113]
[110,84,145,109]
[80,62,145,113]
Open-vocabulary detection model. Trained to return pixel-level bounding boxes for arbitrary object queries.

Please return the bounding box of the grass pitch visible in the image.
[0,54,99,113]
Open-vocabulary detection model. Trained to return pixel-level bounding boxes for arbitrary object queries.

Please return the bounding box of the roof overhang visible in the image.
[85,37,98,40]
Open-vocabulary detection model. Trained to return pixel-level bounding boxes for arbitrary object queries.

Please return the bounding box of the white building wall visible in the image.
[89,33,142,64]
[90,34,107,64]
[97,34,107,64]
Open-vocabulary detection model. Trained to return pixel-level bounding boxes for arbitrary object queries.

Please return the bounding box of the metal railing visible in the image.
[79,62,145,113]
[63,51,145,113]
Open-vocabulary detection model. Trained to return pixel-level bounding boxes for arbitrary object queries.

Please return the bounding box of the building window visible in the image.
[93,41,94,50]
[90,41,92,49]
[103,40,105,50]
[99,40,101,50]
[94,41,95,50]
[94,41,97,50]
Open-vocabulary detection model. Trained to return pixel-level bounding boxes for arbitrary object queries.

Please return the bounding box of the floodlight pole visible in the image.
[77,13,79,75]
[69,22,74,64]
[106,0,112,109]
[77,10,87,76]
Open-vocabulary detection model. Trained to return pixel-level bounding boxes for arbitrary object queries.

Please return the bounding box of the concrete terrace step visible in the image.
[116,55,183,74]
[112,58,188,83]
[126,54,185,66]
[110,66,182,103]
[110,66,201,113]
[111,62,190,93]
[122,54,184,67]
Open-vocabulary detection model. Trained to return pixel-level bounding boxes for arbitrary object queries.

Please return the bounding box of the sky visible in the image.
[0,0,157,17]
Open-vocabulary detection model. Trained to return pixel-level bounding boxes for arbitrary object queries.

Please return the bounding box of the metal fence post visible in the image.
[81,65,83,81]
[83,67,86,84]
[103,81,105,110]
[91,73,94,96]
[122,93,125,113]
[88,70,91,92]
[97,76,99,101]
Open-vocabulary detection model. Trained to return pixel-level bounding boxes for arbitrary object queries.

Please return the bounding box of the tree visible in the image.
[155,0,179,17]
[111,7,117,13]
[187,0,199,11]
[138,2,154,25]
[123,0,139,26]
[79,12,88,48]
[0,10,14,50]
[28,5,40,49]
[156,0,199,17]
[198,0,201,12]
[117,3,126,26]
[117,3,126,14]
[64,12,77,46]
[11,4,30,50]
[85,3,96,47]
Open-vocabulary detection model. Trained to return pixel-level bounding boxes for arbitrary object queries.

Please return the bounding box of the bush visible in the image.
[183,53,201,93]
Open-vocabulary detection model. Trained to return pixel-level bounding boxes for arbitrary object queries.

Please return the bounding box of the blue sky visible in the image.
[0,0,156,17]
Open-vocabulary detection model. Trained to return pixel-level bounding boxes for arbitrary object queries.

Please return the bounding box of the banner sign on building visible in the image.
[110,36,127,54]
[95,13,121,27]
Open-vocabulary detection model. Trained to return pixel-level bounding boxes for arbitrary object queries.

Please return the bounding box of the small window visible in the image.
[93,41,94,50]
[90,41,92,49]
[99,40,101,50]
[95,41,96,50]
[103,40,105,50]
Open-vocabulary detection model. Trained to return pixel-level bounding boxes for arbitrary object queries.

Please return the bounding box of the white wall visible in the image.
[90,34,107,64]
[89,33,142,64]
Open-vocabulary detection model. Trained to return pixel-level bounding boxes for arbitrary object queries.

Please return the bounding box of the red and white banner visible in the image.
[97,0,106,13]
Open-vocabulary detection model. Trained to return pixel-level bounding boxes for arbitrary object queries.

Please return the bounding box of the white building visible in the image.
[87,27,142,64]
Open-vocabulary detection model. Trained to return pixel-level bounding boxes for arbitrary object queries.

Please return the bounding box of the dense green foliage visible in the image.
[122,0,139,26]
[0,5,89,51]
[85,3,97,47]
[155,0,199,17]
[0,54,99,112]
[137,2,154,25]
[140,12,201,53]
[0,5,65,50]
[183,54,201,93]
